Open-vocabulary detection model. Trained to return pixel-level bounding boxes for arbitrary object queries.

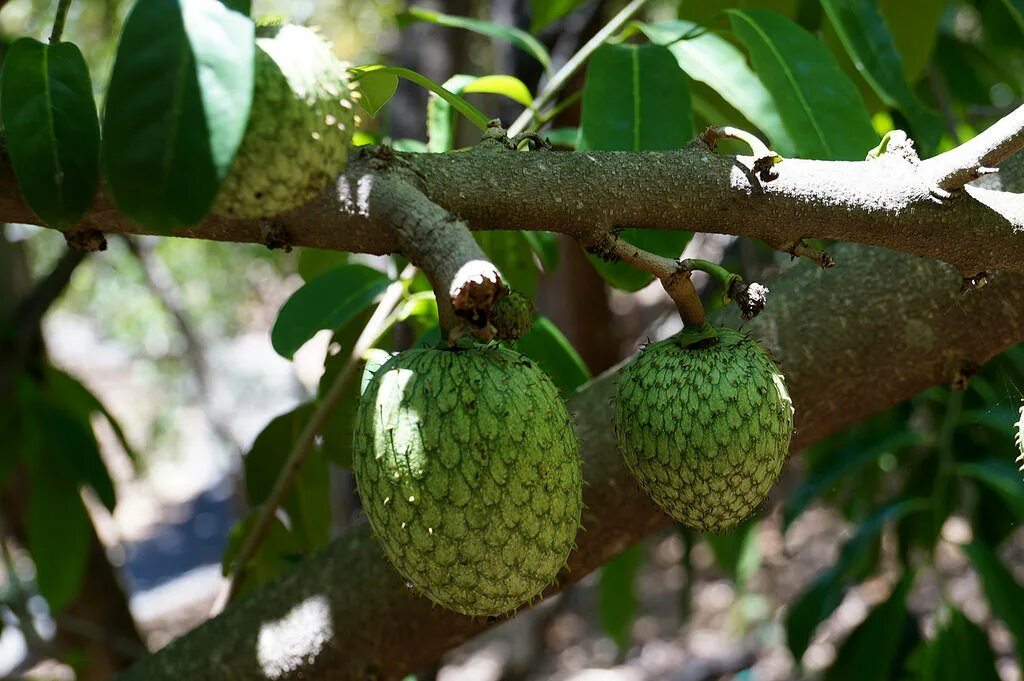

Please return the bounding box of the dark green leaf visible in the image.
[475,231,539,298]
[28,468,90,610]
[350,65,489,130]
[997,0,1024,33]
[962,541,1024,654]
[0,38,99,228]
[704,518,760,587]
[222,510,303,594]
[271,264,390,359]
[640,21,795,155]
[823,573,913,681]
[678,0,799,25]
[820,0,942,153]
[219,0,250,13]
[876,0,945,82]
[580,44,694,290]
[907,608,1001,681]
[529,0,588,32]
[957,460,1024,520]
[599,544,644,652]
[728,8,876,160]
[103,0,254,231]
[787,499,927,659]
[41,406,117,512]
[318,307,376,469]
[784,431,917,530]
[244,404,331,551]
[297,248,348,283]
[522,231,560,270]
[400,8,549,69]
[515,317,590,395]
[542,127,578,149]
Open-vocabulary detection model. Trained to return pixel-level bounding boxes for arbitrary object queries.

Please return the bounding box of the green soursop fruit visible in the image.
[353,345,583,616]
[213,24,357,219]
[614,328,793,533]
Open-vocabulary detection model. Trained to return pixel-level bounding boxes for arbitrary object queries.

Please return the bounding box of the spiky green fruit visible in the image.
[614,328,793,533]
[352,345,583,616]
[213,24,356,219]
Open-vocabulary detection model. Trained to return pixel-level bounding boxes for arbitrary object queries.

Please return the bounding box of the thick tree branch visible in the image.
[117,242,1024,681]
[5,132,1021,279]
[922,102,1024,190]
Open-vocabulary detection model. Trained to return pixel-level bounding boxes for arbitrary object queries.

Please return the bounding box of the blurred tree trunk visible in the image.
[0,233,147,680]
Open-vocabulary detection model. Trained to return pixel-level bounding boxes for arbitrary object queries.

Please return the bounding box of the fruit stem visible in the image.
[49,0,74,43]
[598,233,706,328]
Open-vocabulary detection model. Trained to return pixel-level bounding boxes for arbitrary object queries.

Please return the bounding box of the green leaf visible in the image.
[783,431,917,530]
[957,460,1024,520]
[640,21,795,155]
[998,0,1024,33]
[353,69,398,116]
[44,365,140,468]
[271,264,390,359]
[515,317,590,395]
[0,38,99,228]
[28,467,90,610]
[786,499,927,660]
[962,541,1024,654]
[318,307,378,468]
[522,231,560,270]
[464,75,533,106]
[906,608,1001,681]
[543,127,579,149]
[222,510,303,594]
[244,404,331,551]
[297,248,348,283]
[102,0,255,231]
[704,518,761,587]
[475,231,539,298]
[728,8,876,160]
[876,0,945,82]
[823,573,913,681]
[219,0,250,13]
[599,544,644,652]
[41,406,117,512]
[579,43,694,290]
[820,0,942,153]
[399,7,549,70]
[350,65,489,131]
[529,0,588,32]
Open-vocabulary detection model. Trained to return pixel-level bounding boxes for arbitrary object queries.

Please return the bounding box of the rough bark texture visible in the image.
[116,242,1024,681]
[3,135,1023,277]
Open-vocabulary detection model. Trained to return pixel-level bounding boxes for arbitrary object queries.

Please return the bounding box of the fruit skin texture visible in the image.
[614,328,793,533]
[213,24,356,219]
[352,345,583,616]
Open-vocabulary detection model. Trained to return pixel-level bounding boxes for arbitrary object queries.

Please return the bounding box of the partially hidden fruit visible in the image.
[352,344,583,616]
[1015,401,1023,473]
[614,327,793,533]
[213,24,357,219]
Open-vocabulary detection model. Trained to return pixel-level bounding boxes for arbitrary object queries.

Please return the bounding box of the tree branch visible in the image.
[922,102,1024,190]
[116,242,1024,681]
[5,121,1021,279]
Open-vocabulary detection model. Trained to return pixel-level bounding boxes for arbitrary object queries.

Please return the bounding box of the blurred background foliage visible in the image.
[0,0,1023,679]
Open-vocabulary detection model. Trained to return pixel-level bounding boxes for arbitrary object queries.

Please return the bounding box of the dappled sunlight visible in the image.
[256,595,333,680]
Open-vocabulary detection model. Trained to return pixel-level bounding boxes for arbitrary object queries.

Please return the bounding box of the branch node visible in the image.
[260,219,292,251]
[865,129,920,164]
[729,279,770,320]
[64,228,107,252]
[960,271,990,293]
[777,239,834,268]
[701,125,781,181]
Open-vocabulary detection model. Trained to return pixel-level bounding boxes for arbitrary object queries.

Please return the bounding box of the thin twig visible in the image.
[48,0,74,43]
[507,0,652,136]
[210,264,416,614]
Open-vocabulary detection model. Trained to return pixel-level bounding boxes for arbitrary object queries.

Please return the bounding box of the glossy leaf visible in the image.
[297,249,349,283]
[599,545,644,652]
[244,404,331,551]
[907,609,1001,681]
[529,0,588,32]
[580,43,694,290]
[219,0,249,12]
[28,468,90,610]
[962,541,1024,653]
[351,65,489,130]
[400,7,549,69]
[428,75,532,152]
[678,0,799,25]
[822,573,913,681]
[0,39,99,228]
[353,69,398,116]
[464,75,533,106]
[728,8,876,160]
[271,264,390,359]
[640,21,794,155]
[877,0,945,82]
[515,317,590,395]
[103,0,255,231]
[820,0,942,153]
[957,460,1024,520]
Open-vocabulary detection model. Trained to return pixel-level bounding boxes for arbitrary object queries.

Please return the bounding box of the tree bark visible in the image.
[116,242,1024,681]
